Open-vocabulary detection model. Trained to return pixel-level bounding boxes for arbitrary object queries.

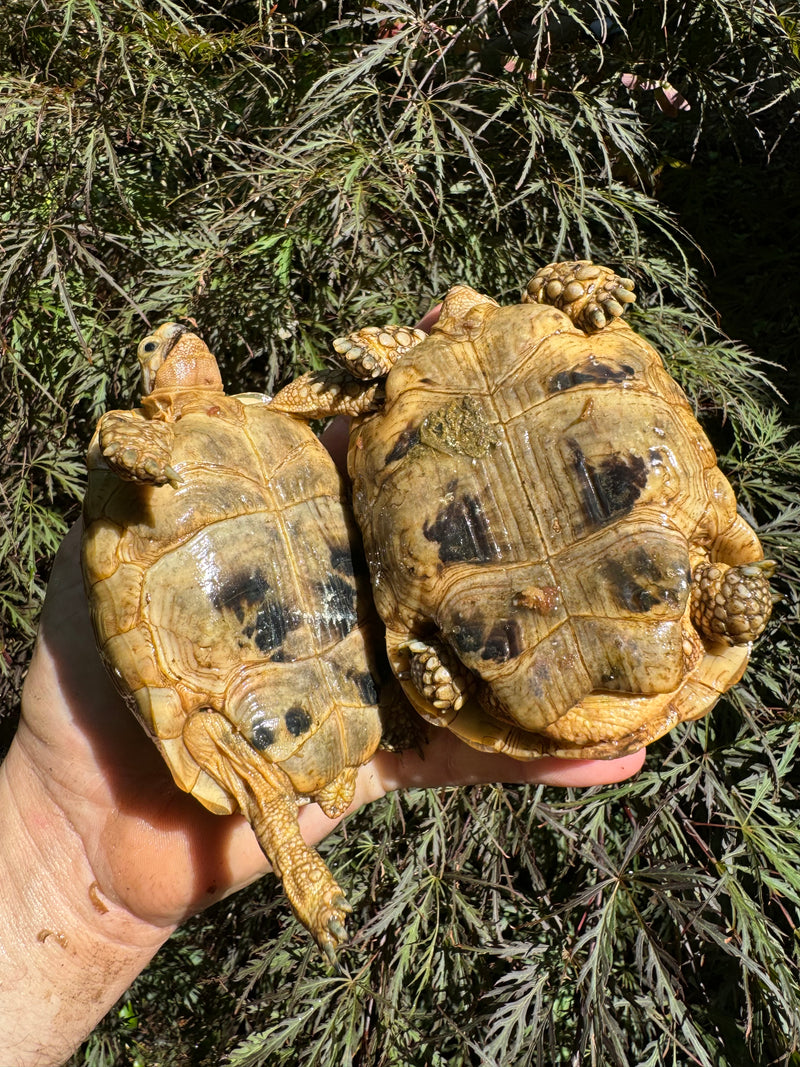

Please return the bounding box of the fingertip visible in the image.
[319,416,351,474]
[371,739,647,794]
[416,304,441,333]
[523,748,647,787]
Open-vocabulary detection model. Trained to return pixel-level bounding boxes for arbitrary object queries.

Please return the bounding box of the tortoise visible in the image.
[270,260,775,759]
[81,322,386,959]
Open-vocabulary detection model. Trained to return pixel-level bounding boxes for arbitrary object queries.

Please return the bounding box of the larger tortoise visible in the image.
[271,261,775,759]
[82,323,385,958]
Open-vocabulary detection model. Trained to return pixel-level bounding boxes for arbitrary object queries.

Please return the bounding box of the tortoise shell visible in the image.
[82,323,383,957]
[271,262,774,759]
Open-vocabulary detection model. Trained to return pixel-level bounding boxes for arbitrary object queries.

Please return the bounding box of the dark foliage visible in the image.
[1,2,798,1064]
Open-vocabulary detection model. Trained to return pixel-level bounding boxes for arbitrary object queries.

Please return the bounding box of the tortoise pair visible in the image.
[82,261,774,957]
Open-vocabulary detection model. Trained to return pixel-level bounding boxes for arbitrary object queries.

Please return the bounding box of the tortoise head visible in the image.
[137,322,223,396]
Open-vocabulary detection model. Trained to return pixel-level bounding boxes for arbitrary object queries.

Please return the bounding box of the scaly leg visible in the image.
[691,559,776,645]
[270,368,383,419]
[95,410,181,487]
[183,709,351,961]
[399,637,474,726]
[270,325,426,419]
[332,324,426,378]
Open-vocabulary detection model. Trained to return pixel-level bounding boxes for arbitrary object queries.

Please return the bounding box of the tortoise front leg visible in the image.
[270,324,427,419]
[93,410,181,487]
[183,709,351,962]
[332,324,427,378]
[270,368,383,419]
[524,260,637,332]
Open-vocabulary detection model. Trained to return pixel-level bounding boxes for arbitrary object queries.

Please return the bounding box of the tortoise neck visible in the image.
[141,387,226,420]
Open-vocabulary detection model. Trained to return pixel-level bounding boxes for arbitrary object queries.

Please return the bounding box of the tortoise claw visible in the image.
[163,464,183,489]
[317,897,352,964]
[333,892,354,916]
[327,918,349,944]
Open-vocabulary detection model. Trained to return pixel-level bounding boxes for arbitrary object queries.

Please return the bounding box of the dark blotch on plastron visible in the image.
[285,706,313,736]
[314,575,358,640]
[481,618,524,662]
[568,440,648,527]
[331,538,369,583]
[603,559,658,612]
[548,357,636,393]
[251,719,278,750]
[214,569,301,657]
[212,569,270,623]
[423,490,499,563]
[329,545,354,575]
[385,424,420,464]
[246,601,302,655]
[353,671,379,705]
[600,659,627,689]
[602,548,690,614]
[446,616,486,656]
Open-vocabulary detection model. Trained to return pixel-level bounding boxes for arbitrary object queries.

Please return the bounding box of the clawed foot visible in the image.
[400,637,474,724]
[333,325,426,379]
[315,890,354,965]
[98,412,181,487]
[524,260,636,332]
[270,325,426,419]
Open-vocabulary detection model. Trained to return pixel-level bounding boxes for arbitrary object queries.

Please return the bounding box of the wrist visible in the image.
[0,738,172,1066]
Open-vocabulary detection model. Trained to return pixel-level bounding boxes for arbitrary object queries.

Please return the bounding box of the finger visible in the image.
[416,302,441,333]
[319,415,350,473]
[293,741,646,853]
[371,739,646,796]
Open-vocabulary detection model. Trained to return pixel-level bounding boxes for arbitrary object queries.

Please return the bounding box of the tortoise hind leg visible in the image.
[691,559,776,645]
[524,260,637,332]
[183,709,351,962]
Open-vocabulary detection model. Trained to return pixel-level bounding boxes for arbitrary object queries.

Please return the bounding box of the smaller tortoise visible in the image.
[271,261,776,759]
[82,323,385,959]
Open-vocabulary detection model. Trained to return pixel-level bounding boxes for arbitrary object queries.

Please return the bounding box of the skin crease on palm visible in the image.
[0,305,644,1065]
